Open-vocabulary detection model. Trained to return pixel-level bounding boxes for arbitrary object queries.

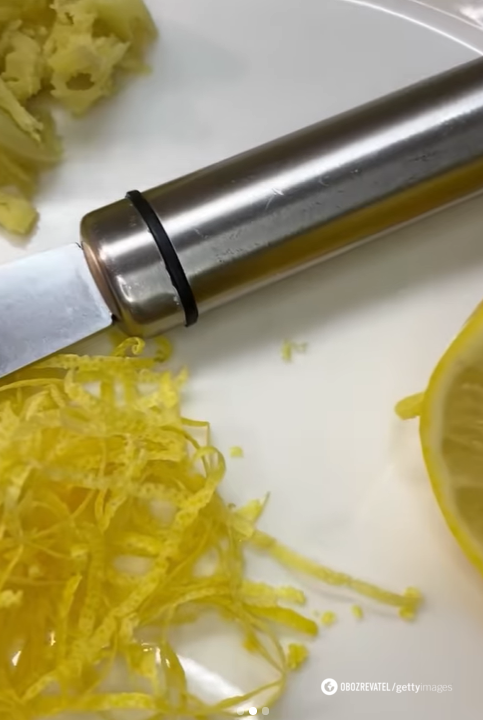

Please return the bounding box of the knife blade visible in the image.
[0,244,112,378]
[3,56,483,379]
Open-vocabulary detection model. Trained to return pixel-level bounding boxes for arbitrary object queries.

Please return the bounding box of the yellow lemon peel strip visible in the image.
[395,392,424,420]
[0,338,421,716]
[250,531,420,613]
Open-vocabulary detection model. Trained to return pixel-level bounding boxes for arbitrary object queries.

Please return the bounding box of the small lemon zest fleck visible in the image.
[281,340,308,363]
[351,604,364,620]
[321,611,337,627]
[230,446,244,458]
[398,588,421,621]
[286,643,309,670]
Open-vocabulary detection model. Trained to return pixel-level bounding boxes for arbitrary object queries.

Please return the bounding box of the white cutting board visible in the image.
[2,1,483,718]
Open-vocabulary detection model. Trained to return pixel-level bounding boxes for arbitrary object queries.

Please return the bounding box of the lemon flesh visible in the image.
[419,305,483,574]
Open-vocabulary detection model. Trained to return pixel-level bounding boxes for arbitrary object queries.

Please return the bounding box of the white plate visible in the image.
[2,1,483,718]
[404,0,483,31]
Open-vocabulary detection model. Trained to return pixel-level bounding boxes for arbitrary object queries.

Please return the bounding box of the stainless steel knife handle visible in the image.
[81,56,483,338]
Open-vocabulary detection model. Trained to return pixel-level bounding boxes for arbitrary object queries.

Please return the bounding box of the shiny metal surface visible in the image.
[0,245,112,378]
[138,55,483,316]
[8,53,483,368]
[81,198,184,336]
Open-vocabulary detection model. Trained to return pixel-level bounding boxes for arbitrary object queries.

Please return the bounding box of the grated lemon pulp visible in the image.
[0,0,156,234]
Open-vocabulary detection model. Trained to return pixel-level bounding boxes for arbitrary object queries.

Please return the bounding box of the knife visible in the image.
[3,56,483,379]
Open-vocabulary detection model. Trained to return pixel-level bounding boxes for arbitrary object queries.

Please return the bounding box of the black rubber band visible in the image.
[126,190,199,327]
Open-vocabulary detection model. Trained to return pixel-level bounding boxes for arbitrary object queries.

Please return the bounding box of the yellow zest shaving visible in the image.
[286,643,309,670]
[321,611,337,627]
[0,339,422,716]
[351,604,364,620]
[394,392,424,420]
[250,532,420,613]
[229,446,244,458]
[281,340,308,363]
[398,587,422,621]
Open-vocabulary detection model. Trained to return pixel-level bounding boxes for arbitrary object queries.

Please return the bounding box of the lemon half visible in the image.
[400,304,483,574]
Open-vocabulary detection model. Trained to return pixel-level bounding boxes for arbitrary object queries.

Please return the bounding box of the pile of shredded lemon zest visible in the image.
[230,446,244,458]
[286,643,309,670]
[351,604,364,620]
[0,0,157,235]
[0,338,422,716]
[320,611,337,627]
[395,392,424,420]
[281,340,308,363]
